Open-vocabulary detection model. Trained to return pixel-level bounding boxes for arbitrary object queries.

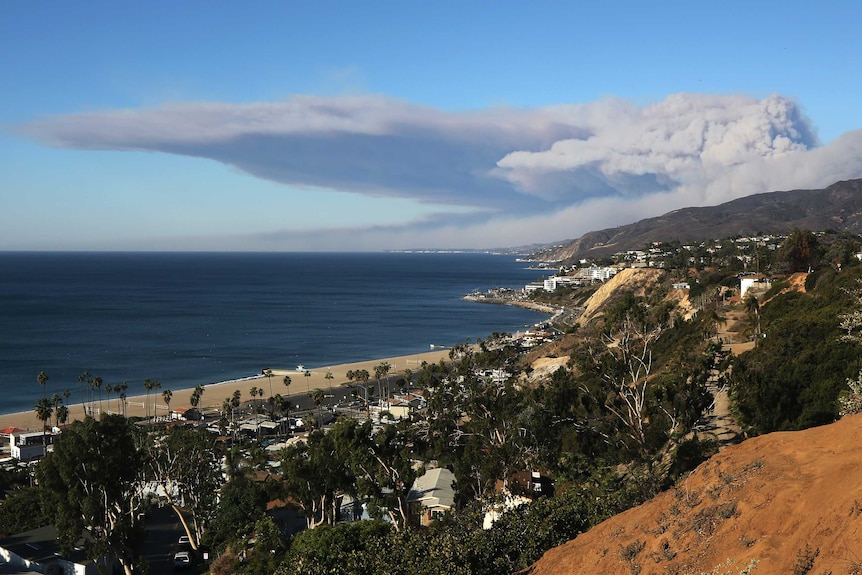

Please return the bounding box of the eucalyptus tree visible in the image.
[37,415,147,575]
[145,426,222,550]
[280,425,355,529]
[341,420,421,531]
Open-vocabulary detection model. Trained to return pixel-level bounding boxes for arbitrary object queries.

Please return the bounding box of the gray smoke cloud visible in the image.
[15,92,862,249]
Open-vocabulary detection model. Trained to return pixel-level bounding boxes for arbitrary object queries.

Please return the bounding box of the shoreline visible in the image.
[0,348,456,433]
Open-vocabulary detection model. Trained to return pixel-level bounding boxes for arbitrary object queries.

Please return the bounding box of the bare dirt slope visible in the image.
[526,413,862,575]
[577,268,667,327]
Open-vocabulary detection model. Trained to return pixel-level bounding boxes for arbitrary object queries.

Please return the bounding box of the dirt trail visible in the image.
[696,308,754,448]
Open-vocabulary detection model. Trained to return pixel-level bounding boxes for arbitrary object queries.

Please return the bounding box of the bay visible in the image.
[0,252,547,415]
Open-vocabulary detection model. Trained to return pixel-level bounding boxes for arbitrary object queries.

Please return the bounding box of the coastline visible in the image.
[0,348,456,432]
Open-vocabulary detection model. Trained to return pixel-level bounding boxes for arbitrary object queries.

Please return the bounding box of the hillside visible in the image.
[534,178,862,262]
[526,413,862,575]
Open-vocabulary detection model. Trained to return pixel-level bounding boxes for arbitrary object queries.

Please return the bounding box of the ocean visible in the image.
[0,252,548,415]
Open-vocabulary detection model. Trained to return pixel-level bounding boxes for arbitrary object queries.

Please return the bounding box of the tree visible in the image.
[92,376,103,415]
[304,370,312,394]
[264,368,274,415]
[280,426,355,529]
[283,375,293,434]
[33,397,52,452]
[37,371,48,400]
[145,427,222,549]
[354,369,371,408]
[311,388,325,420]
[77,371,90,416]
[250,385,260,413]
[190,384,205,409]
[341,421,420,531]
[778,228,822,273]
[37,415,146,575]
[374,361,391,404]
[204,474,269,554]
[325,370,334,397]
[143,378,158,423]
[744,294,761,339]
[162,388,173,418]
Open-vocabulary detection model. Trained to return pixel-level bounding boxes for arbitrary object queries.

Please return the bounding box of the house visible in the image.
[0,525,107,575]
[740,274,773,299]
[9,431,53,461]
[483,471,554,529]
[407,467,456,526]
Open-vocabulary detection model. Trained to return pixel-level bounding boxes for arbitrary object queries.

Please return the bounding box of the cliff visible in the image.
[526,413,862,575]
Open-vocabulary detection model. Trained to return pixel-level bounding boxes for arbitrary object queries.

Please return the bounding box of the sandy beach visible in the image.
[0,348,456,432]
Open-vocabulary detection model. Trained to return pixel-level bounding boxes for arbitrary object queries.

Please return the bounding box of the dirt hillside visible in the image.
[527,413,862,575]
[577,269,667,327]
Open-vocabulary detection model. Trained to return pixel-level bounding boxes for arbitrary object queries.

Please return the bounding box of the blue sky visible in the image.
[3,1,862,251]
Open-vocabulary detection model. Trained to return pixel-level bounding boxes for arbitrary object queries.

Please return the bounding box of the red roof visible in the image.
[0,426,23,435]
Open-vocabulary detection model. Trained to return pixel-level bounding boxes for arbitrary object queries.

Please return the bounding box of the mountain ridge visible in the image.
[533,179,862,262]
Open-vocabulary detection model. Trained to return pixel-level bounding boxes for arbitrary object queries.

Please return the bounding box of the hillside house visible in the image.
[407,467,456,526]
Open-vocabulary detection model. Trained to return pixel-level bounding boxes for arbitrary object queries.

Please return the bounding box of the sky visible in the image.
[3,1,862,252]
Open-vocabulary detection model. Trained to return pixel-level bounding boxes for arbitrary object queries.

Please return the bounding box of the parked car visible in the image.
[173,551,192,569]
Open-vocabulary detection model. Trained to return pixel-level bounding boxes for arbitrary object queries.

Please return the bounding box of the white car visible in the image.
[173,551,192,568]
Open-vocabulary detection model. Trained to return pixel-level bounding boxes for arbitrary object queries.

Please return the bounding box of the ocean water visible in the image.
[0,252,548,415]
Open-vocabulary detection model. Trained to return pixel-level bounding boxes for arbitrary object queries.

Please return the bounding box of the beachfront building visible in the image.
[9,430,53,461]
[529,266,621,293]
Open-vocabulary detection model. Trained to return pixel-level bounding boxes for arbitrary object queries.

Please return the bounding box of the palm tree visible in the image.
[325,370,334,398]
[118,383,128,417]
[354,369,370,413]
[162,389,173,419]
[230,389,242,439]
[304,370,312,394]
[374,361,391,404]
[283,376,292,435]
[92,376,103,415]
[744,294,761,340]
[104,384,113,413]
[250,386,259,413]
[50,394,62,428]
[190,384,204,410]
[311,388,325,421]
[34,397,53,452]
[37,371,49,400]
[56,403,69,426]
[264,369,274,415]
[77,371,91,416]
[143,379,160,423]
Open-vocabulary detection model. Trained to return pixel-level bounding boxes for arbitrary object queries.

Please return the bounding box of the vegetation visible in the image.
[10,228,862,573]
